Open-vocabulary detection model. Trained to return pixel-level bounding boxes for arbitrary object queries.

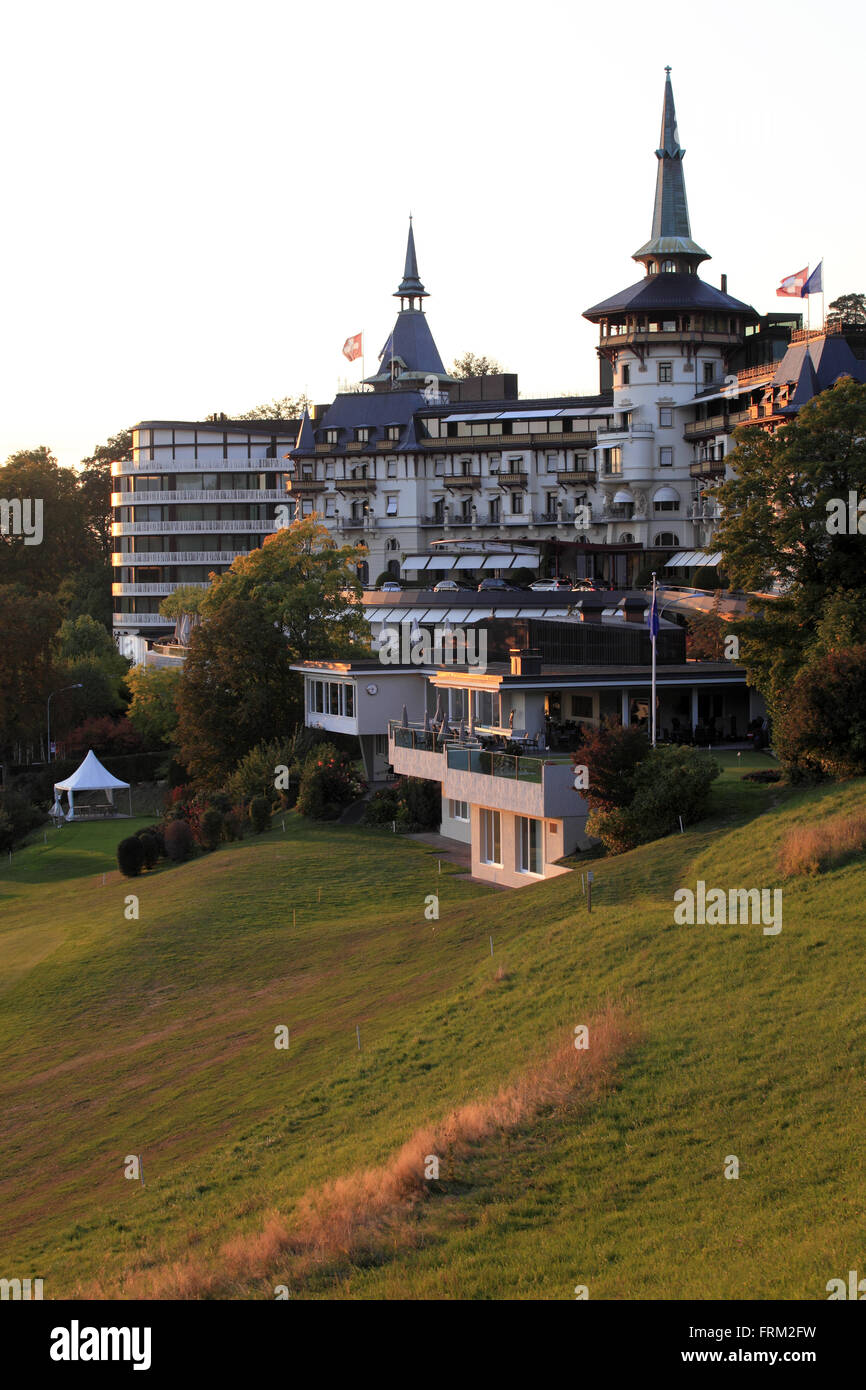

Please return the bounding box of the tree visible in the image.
[79,428,132,561]
[575,719,652,813]
[176,597,302,786]
[56,614,128,679]
[158,584,207,644]
[714,378,866,761]
[0,448,93,593]
[232,395,311,421]
[0,586,62,754]
[203,517,369,661]
[826,292,866,328]
[451,352,504,379]
[126,665,182,747]
[773,647,866,781]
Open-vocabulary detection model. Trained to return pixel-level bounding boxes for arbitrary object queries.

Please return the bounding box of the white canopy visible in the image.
[52,749,132,821]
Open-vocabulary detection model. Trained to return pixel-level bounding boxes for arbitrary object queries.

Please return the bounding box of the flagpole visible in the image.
[651,571,657,748]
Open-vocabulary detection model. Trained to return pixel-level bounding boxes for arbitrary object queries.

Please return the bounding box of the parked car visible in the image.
[529,578,571,591]
[433,579,471,592]
[477,577,514,591]
[571,577,603,591]
[379,581,402,592]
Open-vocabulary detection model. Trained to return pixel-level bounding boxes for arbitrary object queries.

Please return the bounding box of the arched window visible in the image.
[619,532,635,544]
[385,537,399,551]
[654,532,679,547]
[357,561,369,584]
[661,259,676,273]
[386,558,400,578]
[647,261,657,275]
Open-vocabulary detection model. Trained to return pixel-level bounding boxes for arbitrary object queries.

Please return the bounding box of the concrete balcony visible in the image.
[388,725,583,819]
[287,477,327,491]
[111,551,245,566]
[111,488,286,506]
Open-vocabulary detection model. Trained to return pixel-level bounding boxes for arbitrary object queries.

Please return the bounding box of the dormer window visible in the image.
[355,427,370,443]
[661,260,676,273]
[325,429,339,445]
[386,425,401,442]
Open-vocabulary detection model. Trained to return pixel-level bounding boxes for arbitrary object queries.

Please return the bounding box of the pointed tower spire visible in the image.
[395,216,428,307]
[633,68,709,273]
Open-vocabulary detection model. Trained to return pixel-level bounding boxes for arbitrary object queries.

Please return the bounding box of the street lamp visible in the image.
[47,684,83,762]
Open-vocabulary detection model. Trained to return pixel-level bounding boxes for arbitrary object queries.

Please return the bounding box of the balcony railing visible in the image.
[112,488,286,506]
[113,457,286,476]
[690,459,726,478]
[112,612,173,626]
[111,551,245,566]
[112,581,209,596]
[111,520,281,535]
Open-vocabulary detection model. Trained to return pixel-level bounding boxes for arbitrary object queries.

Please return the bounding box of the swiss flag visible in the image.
[777,267,808,298]
[342,332,363,362]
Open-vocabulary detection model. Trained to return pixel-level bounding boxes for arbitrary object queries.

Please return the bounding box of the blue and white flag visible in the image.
[802,262,823,296]
[647,593,659,638]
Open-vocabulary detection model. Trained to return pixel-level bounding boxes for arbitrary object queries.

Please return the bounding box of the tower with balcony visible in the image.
[583,68,759,569]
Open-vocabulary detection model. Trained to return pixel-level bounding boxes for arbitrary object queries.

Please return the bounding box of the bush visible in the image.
[296,744,364,821]
[137,824,165,858]
[0,791,45,851]
[225,732,314,808]
[576,719,652,813]
[775,646,866,781]
[249,796,271,834]
[199,808,223,850]
[117,835,145,877]
[137,831,160,869]
[164,818,194,862]
[402,777,441,831]
[362,787,401,826]
[742,769,782,783]
[222,808,245,842]
[586,806,641,855]
[629,746,719,838]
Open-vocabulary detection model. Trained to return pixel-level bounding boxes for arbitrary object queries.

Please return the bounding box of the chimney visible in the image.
[509,647,542,676]
[720,273,728,294]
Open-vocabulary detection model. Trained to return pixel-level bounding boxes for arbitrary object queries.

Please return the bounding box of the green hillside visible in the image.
[1,758,863,1300]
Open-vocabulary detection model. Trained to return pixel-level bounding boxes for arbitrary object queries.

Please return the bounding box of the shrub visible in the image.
[576,719,652,813]
[629,746,719,839]
[296,744,364,821]
[199,808,223,850]
[742,769,782,783]
[776,646,866,781]
[117,835,145,877]
[585,806,641,855]
[692,566,721,591]
[402,777,441,831]
[137,831,160,870]
[222,808,245,842]
[164,818,194,862]
[362,787,401,826]
[137,824,165,858]
[778,811,866,878]
[0,791,45,851]
[249,796,271,834]
[225,732,314,808]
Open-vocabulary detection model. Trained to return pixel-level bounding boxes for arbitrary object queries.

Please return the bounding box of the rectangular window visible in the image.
[703,362,715,384]
[512,492,524,513]
[345,685,354,717]
[604,447,623,475]
[658,362,673,383]
[621,364,630,385]
[325,429,339,444]
[355,427,370,443]
[659,447,673,467]
[570,694,593,718]
[517,816,543,875]
[325,497,336,517]
[387,459,397,477]
[659,407,673,427]
[386,425,401,441]
[488,496,500,523]
[328,682,341,716]
[386,496,398,515]
[480,808,502,866]
[474,690,495,726]
[449,799,469,821]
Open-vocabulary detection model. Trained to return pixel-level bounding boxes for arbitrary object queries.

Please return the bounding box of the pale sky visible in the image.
[1,0,863,470]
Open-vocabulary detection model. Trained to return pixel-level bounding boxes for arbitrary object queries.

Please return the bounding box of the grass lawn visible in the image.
[0,765,863,1300]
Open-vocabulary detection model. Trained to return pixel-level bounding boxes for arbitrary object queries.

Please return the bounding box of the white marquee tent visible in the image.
[51,749,132,821]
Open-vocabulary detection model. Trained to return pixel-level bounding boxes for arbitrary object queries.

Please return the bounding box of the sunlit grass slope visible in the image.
[0,758,863,1300]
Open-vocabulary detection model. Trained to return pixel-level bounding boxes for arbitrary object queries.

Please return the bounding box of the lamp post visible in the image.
[47,684,83,762]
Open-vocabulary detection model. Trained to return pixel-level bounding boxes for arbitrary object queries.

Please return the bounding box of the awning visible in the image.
[653,486,680,502]
[404,554,454,570]
[613,489,633,504]
[482,554,535,569]
[665,550,722,568]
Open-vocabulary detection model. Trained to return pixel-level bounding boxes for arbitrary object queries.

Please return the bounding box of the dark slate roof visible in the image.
[317,391,426,430]
[773,335,866,407]
[365,309,448,383]
[632,70,708,263]
[396,219,427,298]
[584,273,757,321]
[294,409,315,450]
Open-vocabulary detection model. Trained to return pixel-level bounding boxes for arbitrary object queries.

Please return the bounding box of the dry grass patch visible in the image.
[93,1001,639,1299]
[778,810,866,877]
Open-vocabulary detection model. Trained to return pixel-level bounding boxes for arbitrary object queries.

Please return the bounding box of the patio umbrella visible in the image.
[401,704,409,729]
[423,710,430,733]
[432,692,443,724]
[458,717,466,741]
[468,706,476,737]
[509,709,515,730]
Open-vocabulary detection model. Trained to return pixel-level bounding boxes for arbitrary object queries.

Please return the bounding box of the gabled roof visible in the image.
[773,335,866,411]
